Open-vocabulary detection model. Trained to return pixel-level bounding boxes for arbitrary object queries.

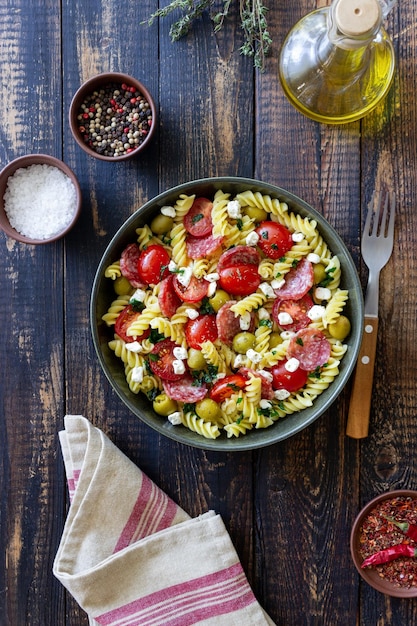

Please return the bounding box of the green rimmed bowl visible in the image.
[90,177,363,450]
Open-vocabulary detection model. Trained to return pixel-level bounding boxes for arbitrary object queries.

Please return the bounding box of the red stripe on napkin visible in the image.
[96,562,256,626]
[113,472,178,552]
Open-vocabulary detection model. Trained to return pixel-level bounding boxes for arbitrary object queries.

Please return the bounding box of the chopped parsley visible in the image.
[130,300,146,312]
[199,297,215,315]
[259,318,272,328]
[191,364,218,385]
[192,213,204,224]
[150,329,165,344]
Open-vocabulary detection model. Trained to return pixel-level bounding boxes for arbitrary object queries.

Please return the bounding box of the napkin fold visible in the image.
[53,415,275,626]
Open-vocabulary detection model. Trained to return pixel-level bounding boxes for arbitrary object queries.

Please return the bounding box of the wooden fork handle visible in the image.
[346,316,378,439]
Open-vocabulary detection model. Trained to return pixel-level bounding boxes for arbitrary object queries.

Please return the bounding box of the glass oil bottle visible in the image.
[278,0,396,124]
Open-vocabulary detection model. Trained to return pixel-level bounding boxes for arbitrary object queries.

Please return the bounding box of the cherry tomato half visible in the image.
[183,197,213,237]
[269,360,309,393]
[173,274,209,302]
[137,244,170,285]
[209,374,247,403]
[255,221,293,260]
[114,305,150,343]
[149,339,187,381]
[218,264,261,296]
[185,314,218,349]
[272,294,314,332]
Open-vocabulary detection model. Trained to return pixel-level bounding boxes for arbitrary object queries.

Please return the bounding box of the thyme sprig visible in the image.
[144,0,271,71]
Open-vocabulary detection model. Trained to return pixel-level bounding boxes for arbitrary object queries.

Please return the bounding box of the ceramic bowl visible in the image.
[0,154,82,244]
[350,489,417,597]
[69,72,156,161]
[90,176,364,450]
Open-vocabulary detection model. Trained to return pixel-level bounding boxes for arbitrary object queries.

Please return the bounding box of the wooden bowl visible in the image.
[90,177,364,451]
[0,154,82,244]
[69,72,156,161]
[350,490,417,597]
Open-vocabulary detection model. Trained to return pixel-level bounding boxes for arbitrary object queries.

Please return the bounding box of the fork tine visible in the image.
[363,193,375,237]
[387,191,396,237]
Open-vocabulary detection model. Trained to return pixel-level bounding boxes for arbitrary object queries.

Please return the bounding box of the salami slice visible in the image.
[217,245,260,273]
[216,301,255,347]
[186,233,224,259]
[120,243,146,288]
[274,257,314,300]
[158,274,182,318]
[287,328,331,371]
[183,197,213,237]
[163,375,208,403]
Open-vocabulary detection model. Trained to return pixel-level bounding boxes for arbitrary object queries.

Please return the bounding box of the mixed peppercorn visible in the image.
[76,82,152,157]
[359,496,417,588]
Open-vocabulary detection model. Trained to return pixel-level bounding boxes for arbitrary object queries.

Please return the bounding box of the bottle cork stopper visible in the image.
[335,0,382,37]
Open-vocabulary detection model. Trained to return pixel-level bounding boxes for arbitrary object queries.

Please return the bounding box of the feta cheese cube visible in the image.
[226,200,242,219]
[271,278,285,290]
[259,282,275,298]
[161,205,176,217]
[285,357,300,372]
[177,266,193,288]
[274,389,291,400]
[185,308,199,320]
[307,253,321,264]
[314,287,331,301]
[131,366,144,383]
[307,305,326,321]
[246,349,262,363]
[172,360,186,375]
[130,289,146,303]
[125,341,143,353]
[278,311,293,326]
[173,346,188,360]
[239,312,251,330]
[168,412,182,425]
[246,231,260,246]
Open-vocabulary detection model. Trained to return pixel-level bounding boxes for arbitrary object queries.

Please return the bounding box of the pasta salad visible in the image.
[102,189,351,439]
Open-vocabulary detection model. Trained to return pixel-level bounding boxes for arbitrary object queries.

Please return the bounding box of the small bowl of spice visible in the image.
[69,72,156,161]
[0,154,82,244]
[351,489,417,597]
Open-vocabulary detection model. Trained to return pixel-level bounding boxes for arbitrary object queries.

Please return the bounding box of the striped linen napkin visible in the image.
[53,415,276,626]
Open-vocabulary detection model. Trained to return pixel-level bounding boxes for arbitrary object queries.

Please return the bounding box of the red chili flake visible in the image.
[359,496,417,588]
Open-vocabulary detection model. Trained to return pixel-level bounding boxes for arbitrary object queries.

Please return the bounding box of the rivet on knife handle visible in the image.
[346,316,378,439]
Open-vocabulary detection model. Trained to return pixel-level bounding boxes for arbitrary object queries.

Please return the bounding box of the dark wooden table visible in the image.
[1,1,416,624]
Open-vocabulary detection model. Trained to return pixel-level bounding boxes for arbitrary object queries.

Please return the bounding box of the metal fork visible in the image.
[346,189,396,438]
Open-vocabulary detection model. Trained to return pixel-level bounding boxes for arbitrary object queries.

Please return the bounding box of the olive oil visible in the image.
[279,0,396,124]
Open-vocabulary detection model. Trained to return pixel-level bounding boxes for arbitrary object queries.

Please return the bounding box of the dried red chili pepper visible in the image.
[384,516,417,542]
[361,543,417,568]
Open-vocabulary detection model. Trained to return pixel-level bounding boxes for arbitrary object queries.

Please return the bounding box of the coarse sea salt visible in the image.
[4,163,77,239]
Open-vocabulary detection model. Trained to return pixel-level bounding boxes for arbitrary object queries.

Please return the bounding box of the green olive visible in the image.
[195,398,221,421]
[113,276,132,296]
[151,214,174,235]
[328,315,351,341]
[153,393,178,416]
[243,206,268,222]
[313,263,327,285]
[232,332,256,354]
[187,348,207,371]
[269,332,284,349]
[209,289,230,312]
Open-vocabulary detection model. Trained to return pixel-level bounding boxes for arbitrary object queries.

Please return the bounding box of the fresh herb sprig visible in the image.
[143,0,272,71]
